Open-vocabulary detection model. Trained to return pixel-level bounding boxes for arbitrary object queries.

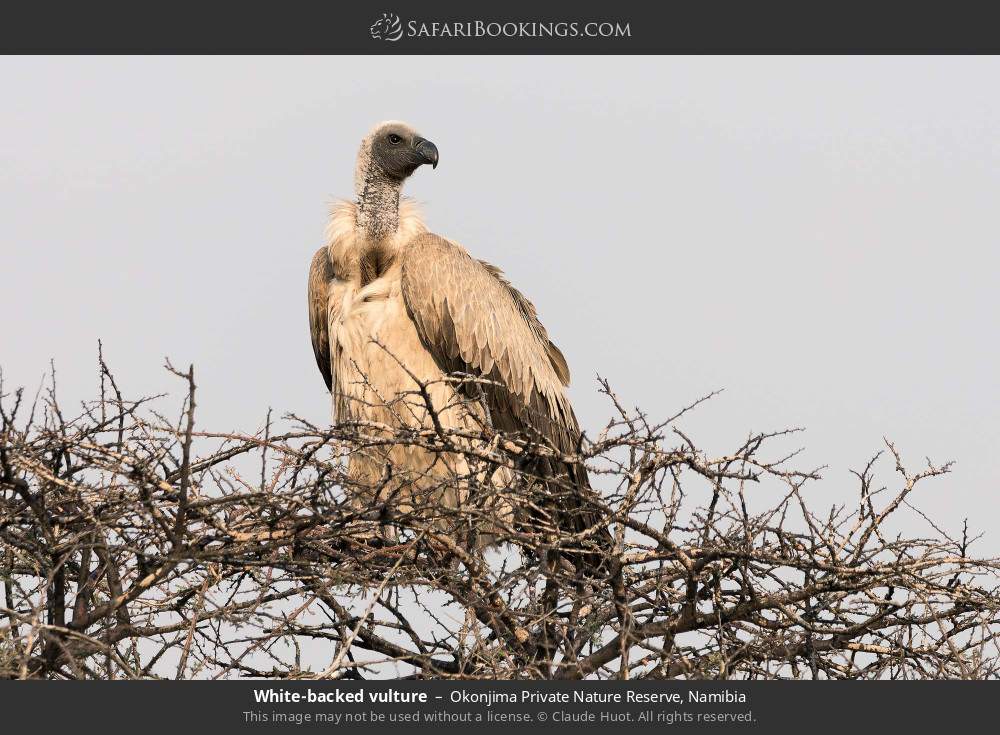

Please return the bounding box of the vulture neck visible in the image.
[354,173,402,244]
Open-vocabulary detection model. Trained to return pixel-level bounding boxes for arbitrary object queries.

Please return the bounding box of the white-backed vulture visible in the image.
[307,121,605,562]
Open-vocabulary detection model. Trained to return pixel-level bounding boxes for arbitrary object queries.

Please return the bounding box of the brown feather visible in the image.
[307,246,335,391]
[402,237,610,562]
[402,235,577,449]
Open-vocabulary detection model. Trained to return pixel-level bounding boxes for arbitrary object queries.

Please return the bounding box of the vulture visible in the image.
[307,121,606,566]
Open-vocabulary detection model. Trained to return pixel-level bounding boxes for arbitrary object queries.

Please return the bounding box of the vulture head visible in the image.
[355,121,439,190]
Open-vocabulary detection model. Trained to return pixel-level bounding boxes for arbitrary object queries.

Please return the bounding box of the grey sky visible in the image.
[2,56,998,550]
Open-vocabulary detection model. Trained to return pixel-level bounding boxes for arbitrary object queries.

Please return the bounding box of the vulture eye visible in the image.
[387,133,402,145]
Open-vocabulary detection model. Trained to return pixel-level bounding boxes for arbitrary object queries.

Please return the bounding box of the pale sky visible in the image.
[2,56,998,551]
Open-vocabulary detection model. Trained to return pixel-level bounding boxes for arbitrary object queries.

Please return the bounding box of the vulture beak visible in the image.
[414,137,439,169]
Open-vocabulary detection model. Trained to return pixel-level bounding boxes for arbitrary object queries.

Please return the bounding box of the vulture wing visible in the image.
[400,232,612,565]
[307,246,334,392]
[400,232,579,453]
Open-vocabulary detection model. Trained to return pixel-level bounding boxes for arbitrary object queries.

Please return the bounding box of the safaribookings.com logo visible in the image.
[369,13,631,42]
[370,13,404,41]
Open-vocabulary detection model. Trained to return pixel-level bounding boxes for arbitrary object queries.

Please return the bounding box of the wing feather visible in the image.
[400,233,578,452]
[307,246,334,391]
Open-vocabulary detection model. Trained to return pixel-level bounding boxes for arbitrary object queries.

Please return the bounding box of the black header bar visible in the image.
[3,0,1000,54]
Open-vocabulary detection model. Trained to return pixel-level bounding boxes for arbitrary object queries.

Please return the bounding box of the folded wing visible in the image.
[399,233,579,454]
[307,246,334,392]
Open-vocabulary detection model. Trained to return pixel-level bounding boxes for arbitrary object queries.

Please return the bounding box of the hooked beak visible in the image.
[414,137,439,169]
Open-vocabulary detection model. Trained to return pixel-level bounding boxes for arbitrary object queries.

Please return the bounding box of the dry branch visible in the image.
[1,358,997,680]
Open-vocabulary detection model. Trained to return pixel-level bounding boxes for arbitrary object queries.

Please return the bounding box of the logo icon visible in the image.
[370,13,403,42]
